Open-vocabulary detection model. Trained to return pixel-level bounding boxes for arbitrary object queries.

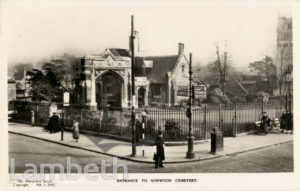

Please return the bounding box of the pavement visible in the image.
[8,122,293,163]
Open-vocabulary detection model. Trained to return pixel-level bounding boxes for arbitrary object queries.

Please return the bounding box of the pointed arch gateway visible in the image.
[95,70,124,108]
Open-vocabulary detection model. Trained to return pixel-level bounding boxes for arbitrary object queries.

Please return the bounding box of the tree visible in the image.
[42,54,81,92]
[193,56,234,87]
[27,54,81,102]
[27,69,62,102]
[193,61,219,85]
[249,56,278,95]
[215,44,230,96]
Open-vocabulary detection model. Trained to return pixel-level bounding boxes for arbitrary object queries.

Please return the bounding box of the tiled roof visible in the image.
[145,55,179,83]
[108,49,131,57]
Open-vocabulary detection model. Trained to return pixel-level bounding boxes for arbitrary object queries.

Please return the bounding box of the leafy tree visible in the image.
[27,54,81,102]
[27,69,61,102]
[249,56,278,95]
[42,54,81,91]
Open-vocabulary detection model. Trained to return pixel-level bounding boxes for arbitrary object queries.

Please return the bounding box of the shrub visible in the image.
[101,116,117,132]
[246,94,257,103]
[145,119,155,136]
[209,95,221,105]
[164,120,180,139]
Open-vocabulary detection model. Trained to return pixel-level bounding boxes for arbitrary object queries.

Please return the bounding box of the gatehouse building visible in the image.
[80,43,190,109]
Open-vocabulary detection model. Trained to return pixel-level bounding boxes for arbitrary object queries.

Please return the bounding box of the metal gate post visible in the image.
[219,104,222,132]
[204,105,207,140]
[80,108,83,128]
[234,103,237,136]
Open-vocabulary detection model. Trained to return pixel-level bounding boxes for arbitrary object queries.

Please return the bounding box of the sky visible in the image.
[4,1,292,69]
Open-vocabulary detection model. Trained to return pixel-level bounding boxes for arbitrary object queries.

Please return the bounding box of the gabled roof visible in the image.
[144,55,179,83]
[84,48,130,60]
[107,48,130,57]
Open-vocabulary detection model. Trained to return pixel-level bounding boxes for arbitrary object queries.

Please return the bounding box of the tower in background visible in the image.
[276,16,293,96]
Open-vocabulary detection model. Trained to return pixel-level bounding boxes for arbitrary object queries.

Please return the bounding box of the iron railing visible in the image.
[10,99,288,141]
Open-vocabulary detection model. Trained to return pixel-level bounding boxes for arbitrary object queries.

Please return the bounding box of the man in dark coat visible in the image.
[286,111,293,134]
[280,110,287,133]
[49,112,60,133]
[155,130,165,168]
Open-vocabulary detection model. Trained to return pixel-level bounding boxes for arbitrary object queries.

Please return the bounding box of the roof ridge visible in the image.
[107,48,129,50]
[145,55,178,58]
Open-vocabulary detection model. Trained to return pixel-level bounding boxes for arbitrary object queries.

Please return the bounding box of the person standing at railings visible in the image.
[31,110,35,127]
[286,111,293,134]
[280,110,287,133]
[72,120,80,142]
[261,112,270,135]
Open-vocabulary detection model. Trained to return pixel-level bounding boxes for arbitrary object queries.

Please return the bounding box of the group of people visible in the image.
[259,110,293,135]
[44,112,60,133]
[280,110,293,134]
[260,112,271,135]
[45,112,80,142]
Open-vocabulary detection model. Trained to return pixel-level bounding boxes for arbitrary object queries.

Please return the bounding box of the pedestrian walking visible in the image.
[154,130,165,168]
[72,120,80,142]
[280,110,287,133]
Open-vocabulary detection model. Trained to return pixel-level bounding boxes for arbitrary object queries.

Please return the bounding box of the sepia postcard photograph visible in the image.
[1,0,299,190]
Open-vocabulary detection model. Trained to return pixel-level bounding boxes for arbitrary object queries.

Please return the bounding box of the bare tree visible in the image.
[215,43,228,96]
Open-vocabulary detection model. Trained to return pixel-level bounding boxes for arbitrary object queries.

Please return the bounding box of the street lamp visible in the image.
[286,73,292,112]
[186,53,195,159]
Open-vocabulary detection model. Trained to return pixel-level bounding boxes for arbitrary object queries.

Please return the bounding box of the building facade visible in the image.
[80,43,190,108]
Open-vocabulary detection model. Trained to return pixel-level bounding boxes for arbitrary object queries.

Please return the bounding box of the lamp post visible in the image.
[286,73,292,112]
[141,111,147,157]
[130,15,136,157]
[186,53,195,159]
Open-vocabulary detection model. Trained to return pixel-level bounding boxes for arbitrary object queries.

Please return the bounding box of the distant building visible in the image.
[8,79,16,102]
[80,43,190,108]
[138,43,190,106]
[14,68,31,101]
[276,16,293,95]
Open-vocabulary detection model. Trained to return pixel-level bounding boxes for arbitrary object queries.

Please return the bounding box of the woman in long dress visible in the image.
[72,120,79,142]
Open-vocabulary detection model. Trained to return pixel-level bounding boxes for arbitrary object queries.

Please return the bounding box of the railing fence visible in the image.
[10,99,289,141]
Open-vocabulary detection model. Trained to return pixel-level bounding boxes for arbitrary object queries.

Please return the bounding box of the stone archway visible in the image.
[138,87,146,108]
[96,70,124,108]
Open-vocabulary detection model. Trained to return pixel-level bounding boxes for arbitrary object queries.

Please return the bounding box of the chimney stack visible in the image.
[178,43,184,55]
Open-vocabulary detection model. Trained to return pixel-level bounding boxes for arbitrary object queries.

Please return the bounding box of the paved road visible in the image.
[9,133,293,173]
